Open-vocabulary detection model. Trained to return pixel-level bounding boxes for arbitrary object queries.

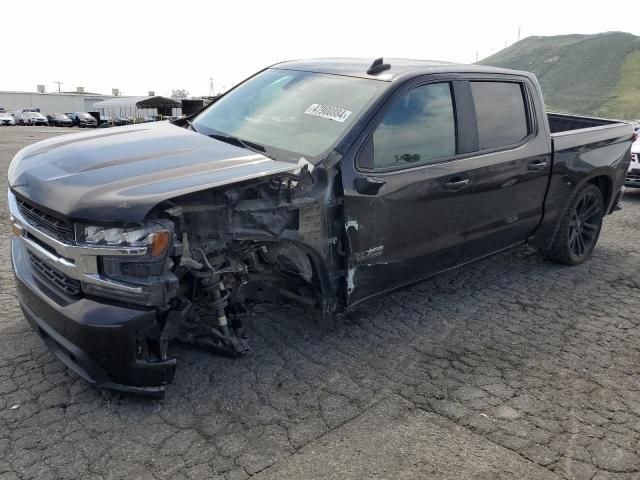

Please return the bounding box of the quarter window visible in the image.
[470,82,530,150]
[370,83,456,169]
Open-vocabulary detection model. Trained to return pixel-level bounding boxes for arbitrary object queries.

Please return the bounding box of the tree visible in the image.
[171,89,189,99]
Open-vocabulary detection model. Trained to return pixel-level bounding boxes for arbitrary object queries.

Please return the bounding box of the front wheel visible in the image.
[544,183,605,266]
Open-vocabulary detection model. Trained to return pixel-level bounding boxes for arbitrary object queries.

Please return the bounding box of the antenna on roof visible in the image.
[367,57,391,75]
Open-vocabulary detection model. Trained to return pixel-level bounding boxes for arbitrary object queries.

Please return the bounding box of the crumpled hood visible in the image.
[8,122,298,223]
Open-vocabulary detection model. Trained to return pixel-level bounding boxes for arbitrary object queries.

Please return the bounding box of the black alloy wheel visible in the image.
[544,183,605,265]
[568,190,601,257]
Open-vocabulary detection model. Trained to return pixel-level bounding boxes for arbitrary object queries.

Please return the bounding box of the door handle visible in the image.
[528,160,548,171]
[444,178,470,190]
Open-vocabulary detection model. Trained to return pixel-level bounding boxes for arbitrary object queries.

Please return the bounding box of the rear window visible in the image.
[470,82,529,150]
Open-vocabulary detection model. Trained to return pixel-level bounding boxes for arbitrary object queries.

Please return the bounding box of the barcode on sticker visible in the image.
[304,104,352,123]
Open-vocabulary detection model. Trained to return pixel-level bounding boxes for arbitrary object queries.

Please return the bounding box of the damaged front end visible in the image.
[155,164,344,362]
[10,127,348,397]
[40,162,346,396]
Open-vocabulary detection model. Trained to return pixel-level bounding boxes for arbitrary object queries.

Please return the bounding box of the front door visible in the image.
[341,79,476,307]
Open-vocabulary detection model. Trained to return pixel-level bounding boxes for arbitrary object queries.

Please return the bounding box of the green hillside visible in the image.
[478,32,640,119]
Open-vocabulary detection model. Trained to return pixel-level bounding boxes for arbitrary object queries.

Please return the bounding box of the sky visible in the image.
[2,0,638,97]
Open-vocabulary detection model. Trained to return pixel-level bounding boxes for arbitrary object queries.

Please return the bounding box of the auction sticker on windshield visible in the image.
[304,104,352,123]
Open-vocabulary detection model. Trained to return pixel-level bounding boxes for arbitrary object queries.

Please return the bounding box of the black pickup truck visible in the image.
[8,58,633,397]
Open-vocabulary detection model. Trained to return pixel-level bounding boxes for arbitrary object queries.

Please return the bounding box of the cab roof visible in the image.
[271,57,534,82]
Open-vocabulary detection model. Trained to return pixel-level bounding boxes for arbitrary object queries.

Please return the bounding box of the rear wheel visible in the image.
[544,183,605,265]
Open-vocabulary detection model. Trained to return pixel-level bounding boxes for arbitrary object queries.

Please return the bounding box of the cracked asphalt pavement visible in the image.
[1,127,640,480]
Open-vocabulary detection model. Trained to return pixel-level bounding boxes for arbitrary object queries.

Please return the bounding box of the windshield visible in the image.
[193,69,387,161]
[55,114,69,119]
[77,113,93,118]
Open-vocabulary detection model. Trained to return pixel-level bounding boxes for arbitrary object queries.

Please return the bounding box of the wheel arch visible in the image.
[528,170,615,252]
[586,174,613,208]
[296,243,340,315]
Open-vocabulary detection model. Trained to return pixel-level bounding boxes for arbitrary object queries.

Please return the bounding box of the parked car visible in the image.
[113,116,132,126]
[8,58,633,397]
[66,112,97,128]
[22,111,48,126]
[0,112,16,126]
[625,135,640,187]
[101,116,130,127]
[46,113,73,127]
[10,111,24,125]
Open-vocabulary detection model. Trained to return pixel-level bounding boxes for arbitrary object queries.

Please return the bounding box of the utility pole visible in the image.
[475,51,479,62]
[54,81,63,93]
[518,26,521,41]
[209,77,214,96]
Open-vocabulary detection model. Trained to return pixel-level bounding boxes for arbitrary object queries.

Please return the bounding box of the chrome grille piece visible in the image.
[16,198,75,243]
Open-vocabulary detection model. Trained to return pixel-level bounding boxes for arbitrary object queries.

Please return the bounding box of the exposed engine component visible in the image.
[156,166,341,359]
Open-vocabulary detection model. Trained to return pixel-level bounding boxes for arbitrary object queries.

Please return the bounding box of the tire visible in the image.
[545,183,605,266]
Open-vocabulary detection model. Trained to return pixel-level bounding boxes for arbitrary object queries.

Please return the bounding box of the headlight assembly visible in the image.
[80,223,171,257]
[75,221,178,306]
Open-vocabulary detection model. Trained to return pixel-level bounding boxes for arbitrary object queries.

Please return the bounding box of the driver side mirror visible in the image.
[354,176,386,195]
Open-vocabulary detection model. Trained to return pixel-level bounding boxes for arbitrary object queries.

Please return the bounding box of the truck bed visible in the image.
[548,113,632,152]
[548,112,619,133]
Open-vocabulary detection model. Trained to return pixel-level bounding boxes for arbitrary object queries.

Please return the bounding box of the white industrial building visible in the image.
[0,90,115,115]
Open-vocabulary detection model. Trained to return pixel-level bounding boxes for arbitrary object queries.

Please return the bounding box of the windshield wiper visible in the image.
[209,133,272,158]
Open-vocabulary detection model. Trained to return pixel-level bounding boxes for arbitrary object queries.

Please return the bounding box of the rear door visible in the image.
[341,77,478,307]
[460,76,552,262]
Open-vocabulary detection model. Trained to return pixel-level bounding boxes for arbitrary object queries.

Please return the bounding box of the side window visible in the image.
[470,81,530,150]
[371,83,456,169]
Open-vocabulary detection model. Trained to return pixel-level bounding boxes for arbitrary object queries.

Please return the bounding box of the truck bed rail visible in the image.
[549,113,632,152]
[548,112,619,134]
